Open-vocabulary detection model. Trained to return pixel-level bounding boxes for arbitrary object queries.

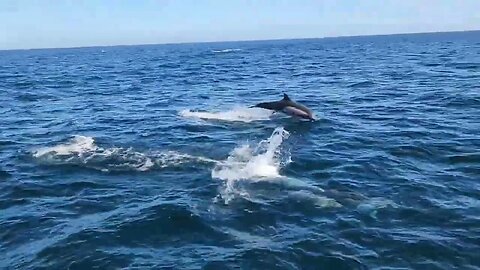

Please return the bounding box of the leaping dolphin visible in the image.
[253,94,315,121]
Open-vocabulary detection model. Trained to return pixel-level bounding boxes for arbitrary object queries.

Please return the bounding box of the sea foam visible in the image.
[33,136,215,172]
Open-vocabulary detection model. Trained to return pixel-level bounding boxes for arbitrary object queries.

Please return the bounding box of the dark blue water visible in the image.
[1,31,480,269]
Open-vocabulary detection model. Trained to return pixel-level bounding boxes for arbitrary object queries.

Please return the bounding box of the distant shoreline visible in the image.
[2,29,479,52]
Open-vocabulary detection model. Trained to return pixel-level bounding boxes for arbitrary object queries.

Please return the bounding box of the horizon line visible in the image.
[2,29,479,52]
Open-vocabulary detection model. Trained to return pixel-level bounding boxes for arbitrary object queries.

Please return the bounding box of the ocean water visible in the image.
[1,31,479,269]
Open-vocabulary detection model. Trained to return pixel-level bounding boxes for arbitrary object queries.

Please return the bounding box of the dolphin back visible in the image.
[253,101,285,111]
[283,98,314,120]
[253,93,315,120]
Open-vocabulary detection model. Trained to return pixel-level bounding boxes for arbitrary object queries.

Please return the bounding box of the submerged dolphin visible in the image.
[253,94,315,120]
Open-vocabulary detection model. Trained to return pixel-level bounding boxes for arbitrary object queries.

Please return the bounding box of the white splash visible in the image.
[33,135,97,157]
[179,107,273,123]
[212,127,290,203]
[33,136,215,172]
[152,151,217,168]
[212,49,242,53]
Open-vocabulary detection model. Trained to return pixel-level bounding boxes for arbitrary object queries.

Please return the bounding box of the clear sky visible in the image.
[1,0,479,50]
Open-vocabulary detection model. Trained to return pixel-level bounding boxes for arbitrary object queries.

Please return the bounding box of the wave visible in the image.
[0,169,11,179]
[348,81,375,88]
[32,135,215,172]
[179,107,273,123]
[212,49,242,53]
[446,62,480,70]
[212,127,290,203]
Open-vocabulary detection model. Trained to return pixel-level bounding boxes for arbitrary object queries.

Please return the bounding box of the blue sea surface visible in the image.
[1,31,480,269]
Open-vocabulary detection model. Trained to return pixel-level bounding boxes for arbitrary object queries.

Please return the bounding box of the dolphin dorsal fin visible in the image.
[283,93,291,101]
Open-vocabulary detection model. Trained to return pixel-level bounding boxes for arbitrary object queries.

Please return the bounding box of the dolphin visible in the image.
[252,94,315,120]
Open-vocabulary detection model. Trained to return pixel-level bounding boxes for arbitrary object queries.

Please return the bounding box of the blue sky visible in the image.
[1,0,479,50]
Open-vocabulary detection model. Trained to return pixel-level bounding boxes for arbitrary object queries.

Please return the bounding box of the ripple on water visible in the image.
[28,204,235,269]
[1,32,480,269]
[0,169,11,179]
[347,81,375,88]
